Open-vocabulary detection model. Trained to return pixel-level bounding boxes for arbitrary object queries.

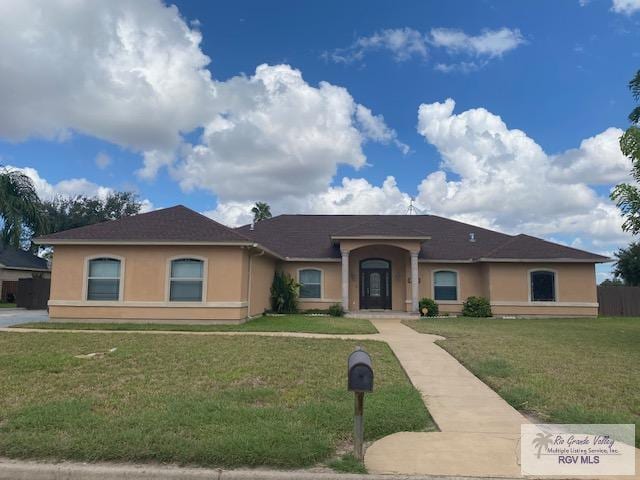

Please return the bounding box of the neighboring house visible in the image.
[0,244,50,303]
[34,205,609,323]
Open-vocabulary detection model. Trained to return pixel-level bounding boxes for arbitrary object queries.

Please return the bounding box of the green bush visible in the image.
[462,296,492,317]
[270,271,299,313]
[418,298,439,317]
[328,303,345,317]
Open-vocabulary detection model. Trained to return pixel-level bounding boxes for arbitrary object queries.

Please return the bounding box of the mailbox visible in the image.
[347,349,373,393]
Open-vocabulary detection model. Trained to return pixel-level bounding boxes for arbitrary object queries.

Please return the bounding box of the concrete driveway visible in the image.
[0,309,48,327]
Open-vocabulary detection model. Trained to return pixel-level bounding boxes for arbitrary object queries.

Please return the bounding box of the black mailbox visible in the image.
[348,349,373,392]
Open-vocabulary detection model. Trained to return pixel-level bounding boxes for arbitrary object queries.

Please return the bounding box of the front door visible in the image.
[360,259,391,310]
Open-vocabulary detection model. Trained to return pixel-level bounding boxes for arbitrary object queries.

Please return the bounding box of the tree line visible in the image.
[0,167,142,251]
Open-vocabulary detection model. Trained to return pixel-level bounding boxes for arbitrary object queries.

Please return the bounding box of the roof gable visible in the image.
[34,205,251,244]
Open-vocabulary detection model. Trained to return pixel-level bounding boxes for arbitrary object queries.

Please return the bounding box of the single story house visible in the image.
[0,244,50,303]
[35,205,609,323]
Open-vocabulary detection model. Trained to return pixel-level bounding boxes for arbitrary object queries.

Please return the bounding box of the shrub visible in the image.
[270,271,299,313]
[328,303,345,317]
[462,296,492,317]
[418,298,439,317]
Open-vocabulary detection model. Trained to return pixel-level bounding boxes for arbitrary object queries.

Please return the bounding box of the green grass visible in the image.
[404,316,640,446]
[0,332,432,468]
[0,303,16,308]
[14,314,377,335]
[327,454,367,473]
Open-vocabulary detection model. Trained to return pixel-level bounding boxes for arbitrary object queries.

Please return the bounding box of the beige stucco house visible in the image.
[35,205,609,323]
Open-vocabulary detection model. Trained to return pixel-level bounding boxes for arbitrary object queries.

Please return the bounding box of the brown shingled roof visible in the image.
[480,234,609,261]
[33,206,610,263]
[34,205,252,244]
[236,214,609,262]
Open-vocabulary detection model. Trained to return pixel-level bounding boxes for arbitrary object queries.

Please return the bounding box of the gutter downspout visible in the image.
[247,244,265,319]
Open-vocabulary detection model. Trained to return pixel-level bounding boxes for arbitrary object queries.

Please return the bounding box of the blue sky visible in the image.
[1,0,639,279]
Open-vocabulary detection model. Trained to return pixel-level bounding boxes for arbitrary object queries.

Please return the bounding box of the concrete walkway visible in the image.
[365,319,526,478]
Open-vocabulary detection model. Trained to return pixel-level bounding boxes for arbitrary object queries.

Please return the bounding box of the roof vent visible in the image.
[469,232,476,242]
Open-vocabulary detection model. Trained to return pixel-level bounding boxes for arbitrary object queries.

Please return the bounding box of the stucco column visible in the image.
[341,250,349,311]
[411,252,419,313]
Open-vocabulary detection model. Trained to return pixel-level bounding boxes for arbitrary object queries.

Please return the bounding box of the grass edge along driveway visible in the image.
[0,332,433,469]
[403,316,640,447]
[13,314,377,335]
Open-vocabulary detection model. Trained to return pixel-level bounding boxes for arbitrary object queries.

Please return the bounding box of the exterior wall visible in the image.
[347,245,408,311]
[410,261,598,316]
[418,262,488,314]
[48,245,252,323]
[280,261,341,310]
[248,253,276,316]
[485,262,598,317]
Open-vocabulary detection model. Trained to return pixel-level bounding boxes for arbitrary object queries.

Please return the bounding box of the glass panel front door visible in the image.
[360,259,391,309]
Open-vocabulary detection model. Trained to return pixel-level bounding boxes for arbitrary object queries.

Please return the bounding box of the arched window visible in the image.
[434,271,458,301]
[530,270,556,302]
[87,258,121,301]
[298,269,322,298]
[170,258,204,302]
[361,259,390,269]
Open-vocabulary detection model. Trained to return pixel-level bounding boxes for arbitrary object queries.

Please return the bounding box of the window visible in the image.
[87,258,121,301]
[434,271,457,301]
[361,259,390,269]
[299,269,321,298]
[530,271,556,302]
[170,259,204,302]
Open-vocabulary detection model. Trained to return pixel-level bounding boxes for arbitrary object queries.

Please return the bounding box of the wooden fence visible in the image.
[15,278,51,310]
[597,286,640,316]
[1,280,18,303]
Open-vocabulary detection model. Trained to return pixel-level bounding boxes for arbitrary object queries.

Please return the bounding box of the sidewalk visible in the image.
[0,457,521,480]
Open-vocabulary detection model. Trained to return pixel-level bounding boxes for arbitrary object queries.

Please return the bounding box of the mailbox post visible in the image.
[347,347,373,461]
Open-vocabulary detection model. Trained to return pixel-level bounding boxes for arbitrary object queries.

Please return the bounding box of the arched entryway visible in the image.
[359,258,392,309]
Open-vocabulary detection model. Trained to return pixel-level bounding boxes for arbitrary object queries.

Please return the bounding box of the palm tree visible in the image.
[0,166,45,248]
[251,202,272,223]
[532,432,553,459]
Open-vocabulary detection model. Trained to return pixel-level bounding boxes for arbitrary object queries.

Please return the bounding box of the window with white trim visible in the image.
[170,259,204,302]
[87,258,121,301]
[299,269,321,298]
[530,270,555,302]
[434,271,457,301]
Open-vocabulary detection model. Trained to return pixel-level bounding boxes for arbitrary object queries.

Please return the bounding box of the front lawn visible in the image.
[0,303,16,308]
[14,314,377,335]
[0,332,431,468]
[404,317,640,446]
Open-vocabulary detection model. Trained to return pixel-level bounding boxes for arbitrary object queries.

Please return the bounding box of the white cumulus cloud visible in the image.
[414,98,630,244]
[8,165,113,201]
[166,64,403,202]
[611,0,640,14]
[0,0,214,151]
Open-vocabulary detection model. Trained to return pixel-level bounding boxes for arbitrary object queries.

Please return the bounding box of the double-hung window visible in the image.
[299,269,322,298]
[87,258,121,301]
[434,271,458,301]
[170,259,204,302]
